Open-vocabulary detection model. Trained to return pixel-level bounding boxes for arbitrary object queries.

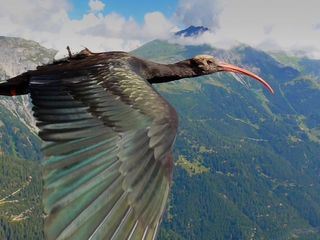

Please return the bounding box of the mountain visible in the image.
[1,37,320,239]
[0,154,43,240]
[0,37,55,239]
[0,36,56,160]
[132,40,320,239]
[175,26,209,37]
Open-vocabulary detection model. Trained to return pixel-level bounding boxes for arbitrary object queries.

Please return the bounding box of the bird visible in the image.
[0,47,274,240]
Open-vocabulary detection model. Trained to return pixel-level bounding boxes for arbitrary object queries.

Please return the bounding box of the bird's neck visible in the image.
[143,60,200,84]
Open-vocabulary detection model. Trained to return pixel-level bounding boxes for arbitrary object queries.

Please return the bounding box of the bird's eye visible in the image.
[207,60,214,64]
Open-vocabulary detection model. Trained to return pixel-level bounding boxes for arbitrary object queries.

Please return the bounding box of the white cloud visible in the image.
[171,31,238,50]
[175,0,320,58]
[0,0,176,58]
[1,0,319,59]
[175,0,222,32]
[142,12,174,40]
[89,0,105,13]
[0,0,70,33]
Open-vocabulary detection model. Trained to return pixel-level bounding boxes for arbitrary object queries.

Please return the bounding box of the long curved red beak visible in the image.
[218,62,274,94]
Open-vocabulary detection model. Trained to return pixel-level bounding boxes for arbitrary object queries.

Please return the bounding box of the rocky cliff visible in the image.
[0,36,56,159]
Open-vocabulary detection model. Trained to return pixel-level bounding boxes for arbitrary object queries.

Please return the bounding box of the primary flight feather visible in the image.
[0,48,273,240]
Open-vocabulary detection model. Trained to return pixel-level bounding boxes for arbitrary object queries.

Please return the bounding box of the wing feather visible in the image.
[30,55,178,240]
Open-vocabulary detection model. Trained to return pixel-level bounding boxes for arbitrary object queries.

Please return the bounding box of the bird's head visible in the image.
[191,55,220,73]
[190,54,274,94]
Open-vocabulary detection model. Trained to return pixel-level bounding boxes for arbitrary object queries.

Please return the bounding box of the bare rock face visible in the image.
[0,36,57,132]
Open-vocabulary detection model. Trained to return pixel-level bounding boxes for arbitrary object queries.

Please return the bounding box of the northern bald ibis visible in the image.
[0,48,273,240]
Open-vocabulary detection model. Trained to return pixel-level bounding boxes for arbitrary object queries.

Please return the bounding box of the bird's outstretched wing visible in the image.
[30,54,178,240]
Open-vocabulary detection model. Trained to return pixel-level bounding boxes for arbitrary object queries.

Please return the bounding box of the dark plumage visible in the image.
[0,48,273,240]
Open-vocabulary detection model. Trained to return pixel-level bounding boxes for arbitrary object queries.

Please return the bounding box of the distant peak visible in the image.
[175,26,209,37]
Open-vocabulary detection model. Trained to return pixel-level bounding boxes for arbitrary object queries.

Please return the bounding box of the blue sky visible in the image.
[69,0,178,23]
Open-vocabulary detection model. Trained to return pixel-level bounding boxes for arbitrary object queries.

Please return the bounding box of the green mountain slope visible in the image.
[1,38,320,239]
[0,37,52,239]
[0,154,43,240]
[133,40,320,239]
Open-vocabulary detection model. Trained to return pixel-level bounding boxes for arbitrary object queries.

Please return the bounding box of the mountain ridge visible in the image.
[175,26,209,37]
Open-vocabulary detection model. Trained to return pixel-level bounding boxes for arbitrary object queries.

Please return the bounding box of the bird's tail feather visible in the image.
[0,73,29,96]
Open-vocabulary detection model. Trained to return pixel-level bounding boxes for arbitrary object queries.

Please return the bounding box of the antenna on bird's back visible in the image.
[67,45,94,58]
[54,46,95,64]
[66,46,72,58]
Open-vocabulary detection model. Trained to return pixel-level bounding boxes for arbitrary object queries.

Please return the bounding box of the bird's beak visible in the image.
[218,62,274,94]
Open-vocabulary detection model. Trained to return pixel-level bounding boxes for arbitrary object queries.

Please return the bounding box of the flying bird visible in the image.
[0,48,273,240]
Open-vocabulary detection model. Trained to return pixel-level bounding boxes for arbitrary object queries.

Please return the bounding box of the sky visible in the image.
[68,0,177,23]
[0,0,319,58]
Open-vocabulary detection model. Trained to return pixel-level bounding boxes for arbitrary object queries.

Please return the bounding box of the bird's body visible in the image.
[0,48,273,240]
